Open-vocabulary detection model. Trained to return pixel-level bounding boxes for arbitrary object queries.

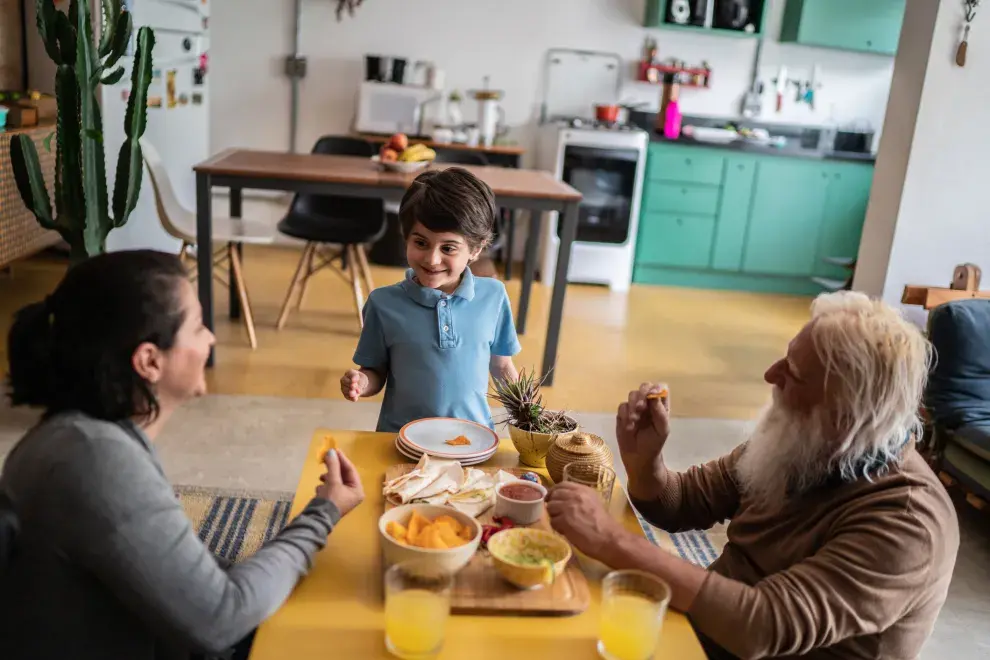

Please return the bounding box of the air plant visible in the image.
[489,368,576,435]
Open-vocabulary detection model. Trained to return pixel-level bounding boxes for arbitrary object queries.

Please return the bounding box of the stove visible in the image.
[535,120,649,291]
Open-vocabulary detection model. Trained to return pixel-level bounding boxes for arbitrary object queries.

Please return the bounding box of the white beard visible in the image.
[735,391,833,509]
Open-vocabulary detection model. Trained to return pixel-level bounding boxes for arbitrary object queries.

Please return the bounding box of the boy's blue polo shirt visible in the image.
[353,268,521,433]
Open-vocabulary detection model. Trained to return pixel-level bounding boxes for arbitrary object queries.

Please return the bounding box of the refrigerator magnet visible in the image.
[148,96,163,108]
[192,93,203,105]
[152,68,162,80]
[166,70,178,109]
[121,89,130,101]
[179,94,189,106]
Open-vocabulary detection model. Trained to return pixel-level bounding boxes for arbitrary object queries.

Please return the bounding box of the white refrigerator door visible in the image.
[105,20,208,252]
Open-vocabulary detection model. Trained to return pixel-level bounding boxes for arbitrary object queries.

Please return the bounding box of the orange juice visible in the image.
[385,589,449,659]
[598,593,664,660]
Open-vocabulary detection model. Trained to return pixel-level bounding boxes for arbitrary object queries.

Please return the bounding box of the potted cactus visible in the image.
[9,0,155,263]
[490,368,578,468]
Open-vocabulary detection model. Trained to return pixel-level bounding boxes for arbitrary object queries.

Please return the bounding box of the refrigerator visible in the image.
[102,0,210,252]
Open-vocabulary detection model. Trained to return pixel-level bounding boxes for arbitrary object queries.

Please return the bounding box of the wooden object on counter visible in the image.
[0,122,60,267]
[383,463,591,615]
[902,264,990,310]
[2,103,39,128]
[356,132,525,157]
[0,0,22,90]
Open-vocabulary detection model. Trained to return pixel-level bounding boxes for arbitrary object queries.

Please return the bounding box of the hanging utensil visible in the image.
[741,37,764,118]
[957,1,981,67]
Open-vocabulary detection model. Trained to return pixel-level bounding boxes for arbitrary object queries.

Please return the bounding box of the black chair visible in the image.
[276,136,386,329]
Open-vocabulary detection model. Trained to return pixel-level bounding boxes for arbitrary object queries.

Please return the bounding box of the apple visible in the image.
[389,133,409,152]
[381,148,399,163]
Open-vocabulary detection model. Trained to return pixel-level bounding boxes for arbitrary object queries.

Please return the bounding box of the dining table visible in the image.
[193,150,582,385]
[246,429,707,659]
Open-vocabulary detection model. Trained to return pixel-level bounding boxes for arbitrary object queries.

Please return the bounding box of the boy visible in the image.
[340,168,520,432]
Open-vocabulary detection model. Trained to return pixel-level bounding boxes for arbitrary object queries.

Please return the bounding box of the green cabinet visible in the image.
[637,213,716,269]
[712,156,756,271]
[781,0,906,55]
[644,0,767,37]
[744,161,829,277]
[814,163,875,278]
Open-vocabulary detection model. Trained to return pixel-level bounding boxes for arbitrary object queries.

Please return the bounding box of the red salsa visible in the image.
[499,483,544,501]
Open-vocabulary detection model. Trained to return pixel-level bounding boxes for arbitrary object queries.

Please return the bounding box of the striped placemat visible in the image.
[175,485,294,563]
[631,507,727,568]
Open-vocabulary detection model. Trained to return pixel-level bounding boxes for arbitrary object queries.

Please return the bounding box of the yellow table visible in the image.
[248,430,707,659]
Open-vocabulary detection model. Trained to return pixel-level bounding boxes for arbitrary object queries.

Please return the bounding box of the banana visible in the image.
[398,144,436,162]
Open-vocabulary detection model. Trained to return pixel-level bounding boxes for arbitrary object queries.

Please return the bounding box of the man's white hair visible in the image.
[809,290,932,481]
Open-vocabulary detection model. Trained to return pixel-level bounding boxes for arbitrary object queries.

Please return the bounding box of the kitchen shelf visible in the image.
[637,61,712,88]
[643,0,768,38]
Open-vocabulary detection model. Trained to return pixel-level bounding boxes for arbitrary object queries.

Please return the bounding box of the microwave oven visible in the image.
[354,81,440,137]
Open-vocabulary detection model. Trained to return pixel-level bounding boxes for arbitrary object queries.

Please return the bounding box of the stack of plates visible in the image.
[396,418,499,466]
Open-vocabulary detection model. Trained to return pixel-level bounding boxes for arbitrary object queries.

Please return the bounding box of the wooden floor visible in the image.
[0,246,812,419]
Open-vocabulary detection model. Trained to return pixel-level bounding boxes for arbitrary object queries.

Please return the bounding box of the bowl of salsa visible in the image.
[494,481,547,525]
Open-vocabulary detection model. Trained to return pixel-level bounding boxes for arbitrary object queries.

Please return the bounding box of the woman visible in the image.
[0,250,365,659]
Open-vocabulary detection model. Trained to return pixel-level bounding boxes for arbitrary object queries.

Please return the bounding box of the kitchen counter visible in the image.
[356,132,525,157]
[649,133,876,164]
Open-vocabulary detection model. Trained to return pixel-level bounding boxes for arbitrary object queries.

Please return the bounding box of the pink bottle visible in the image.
[663,98,682,140]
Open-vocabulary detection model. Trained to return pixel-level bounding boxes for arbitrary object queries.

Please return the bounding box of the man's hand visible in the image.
[316,449,365,518]
[340,369,370,402]
[617,383,671,500]
[546,482,629,561]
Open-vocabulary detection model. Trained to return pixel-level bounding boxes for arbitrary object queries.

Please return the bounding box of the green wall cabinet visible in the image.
[634,142,874,295]
[781,0,906,56]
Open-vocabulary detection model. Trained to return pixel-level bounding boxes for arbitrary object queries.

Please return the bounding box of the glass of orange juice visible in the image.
[598,570,672,660]
[384,561,453,659]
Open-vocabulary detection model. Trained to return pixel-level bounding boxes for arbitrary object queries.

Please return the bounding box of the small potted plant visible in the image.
[490,369,578,468]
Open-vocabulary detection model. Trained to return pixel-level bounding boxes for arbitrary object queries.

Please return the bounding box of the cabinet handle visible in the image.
[685,158,692,165]
[866,40,873,47]
[822,172,828,179]
[835,173,842,180]
[676,218,683,226]
[738,164,745,171]
[681,188,688,194]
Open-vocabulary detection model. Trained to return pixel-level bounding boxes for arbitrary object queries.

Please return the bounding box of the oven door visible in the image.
[559,145,640,245]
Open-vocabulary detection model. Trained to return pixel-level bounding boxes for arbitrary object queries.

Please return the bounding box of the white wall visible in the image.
[209,0,897,159]
[853,0,990,325]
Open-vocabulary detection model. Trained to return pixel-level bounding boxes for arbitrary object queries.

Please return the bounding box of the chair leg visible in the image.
[277,242,315,330]
[354,244,375,295]
[347,245,365,328]
[297,242,318,310]
[228,244,258,349]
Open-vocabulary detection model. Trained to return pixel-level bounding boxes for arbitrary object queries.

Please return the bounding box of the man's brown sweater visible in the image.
[632,445,959,659]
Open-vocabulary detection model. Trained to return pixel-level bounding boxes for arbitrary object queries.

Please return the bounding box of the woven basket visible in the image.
[546,432,613,485]
[0,124,59,268]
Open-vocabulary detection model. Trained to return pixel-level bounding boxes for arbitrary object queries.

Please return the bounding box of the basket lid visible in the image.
[552,432,609,459]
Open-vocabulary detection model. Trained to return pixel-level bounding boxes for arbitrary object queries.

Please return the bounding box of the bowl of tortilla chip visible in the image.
[379,504,482,575]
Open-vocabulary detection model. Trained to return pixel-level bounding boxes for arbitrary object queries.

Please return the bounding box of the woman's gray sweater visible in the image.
[0,411,340,658]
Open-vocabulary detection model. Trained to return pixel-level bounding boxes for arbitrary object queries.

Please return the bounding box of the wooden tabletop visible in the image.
[195,149,580,202]
[356,132,527,157]
[247,430,706,660]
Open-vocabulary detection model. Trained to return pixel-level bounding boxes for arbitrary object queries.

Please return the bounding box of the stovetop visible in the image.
[552,117,646,132]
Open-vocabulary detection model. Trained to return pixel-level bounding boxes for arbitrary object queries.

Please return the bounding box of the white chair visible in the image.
[141,139,274,349]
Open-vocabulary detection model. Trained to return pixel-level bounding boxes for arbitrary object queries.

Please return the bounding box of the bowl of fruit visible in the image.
[375,133,436,174]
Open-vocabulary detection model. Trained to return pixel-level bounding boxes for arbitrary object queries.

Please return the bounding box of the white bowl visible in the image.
[494,481,547,525]
[372,155,432,174]
[378,504,482,575]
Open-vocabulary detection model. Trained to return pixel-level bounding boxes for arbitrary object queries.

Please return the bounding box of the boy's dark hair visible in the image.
[398,167,497,250]
[7,250,188,422]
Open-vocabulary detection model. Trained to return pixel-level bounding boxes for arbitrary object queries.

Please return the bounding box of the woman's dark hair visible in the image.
[7,249,189,422]
[398,167,497,249]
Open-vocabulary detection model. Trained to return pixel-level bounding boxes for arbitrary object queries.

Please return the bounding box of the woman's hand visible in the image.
[316,449,365,517]
[340,369,370,402]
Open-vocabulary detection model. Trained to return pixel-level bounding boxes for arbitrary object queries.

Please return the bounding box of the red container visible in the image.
[594,104,620,123]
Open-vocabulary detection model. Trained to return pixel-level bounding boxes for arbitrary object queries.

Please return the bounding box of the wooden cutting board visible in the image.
[383,464,591,616]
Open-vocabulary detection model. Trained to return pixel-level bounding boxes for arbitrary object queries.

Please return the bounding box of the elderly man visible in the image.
[547,291,959,659]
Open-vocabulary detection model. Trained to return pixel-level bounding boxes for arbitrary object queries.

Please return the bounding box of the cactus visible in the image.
[9,0,155,263]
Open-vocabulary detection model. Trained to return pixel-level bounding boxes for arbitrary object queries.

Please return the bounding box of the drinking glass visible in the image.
[562,462,617,506]
[384,561,453,659]
[598,570,672,660]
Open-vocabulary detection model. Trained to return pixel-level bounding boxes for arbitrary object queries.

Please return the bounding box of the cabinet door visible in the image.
[743,161,829,276]
[794,0,905,55]
[815,163,875,278]
[712,156,756,271]
[636,212,716,269]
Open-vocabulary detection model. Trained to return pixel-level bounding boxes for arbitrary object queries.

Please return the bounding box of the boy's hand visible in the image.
[340,369,369,401]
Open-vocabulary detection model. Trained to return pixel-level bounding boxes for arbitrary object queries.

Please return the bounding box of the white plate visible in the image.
[393,437,494,466]
[395,432,499,461]
[371,155,432,174]
[399,418,499,459]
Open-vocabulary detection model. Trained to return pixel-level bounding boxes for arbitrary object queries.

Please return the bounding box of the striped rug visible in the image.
[632,508,728,569]
[175,485,294,563]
